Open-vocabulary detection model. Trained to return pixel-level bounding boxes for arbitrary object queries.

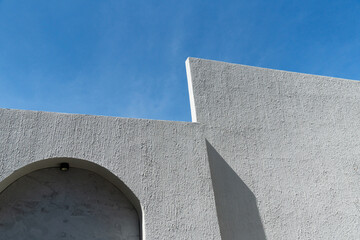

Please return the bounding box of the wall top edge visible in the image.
[0,107,200,126]
[186,56,360,83]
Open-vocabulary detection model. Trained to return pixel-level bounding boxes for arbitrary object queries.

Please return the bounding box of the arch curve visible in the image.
[0,157,142,239]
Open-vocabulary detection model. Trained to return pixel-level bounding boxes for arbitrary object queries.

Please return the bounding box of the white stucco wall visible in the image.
[2,57,359,239]
[186,57,360,239]
[0,109,221,240]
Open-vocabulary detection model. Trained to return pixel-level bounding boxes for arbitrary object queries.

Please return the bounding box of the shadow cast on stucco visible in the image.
[206,140,267,240]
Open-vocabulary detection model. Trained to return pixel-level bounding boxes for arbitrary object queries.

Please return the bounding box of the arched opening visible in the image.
[0,158,141,239]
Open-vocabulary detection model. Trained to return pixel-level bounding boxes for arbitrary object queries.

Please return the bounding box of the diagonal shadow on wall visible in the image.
[206,140,267,240]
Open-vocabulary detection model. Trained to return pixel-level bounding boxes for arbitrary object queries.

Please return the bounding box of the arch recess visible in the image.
[0,157,142,239]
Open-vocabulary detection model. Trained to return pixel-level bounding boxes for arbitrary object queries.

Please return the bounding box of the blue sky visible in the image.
[1,0,360,121]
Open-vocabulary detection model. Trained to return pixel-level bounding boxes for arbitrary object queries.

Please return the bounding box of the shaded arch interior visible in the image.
[0,158,142,239]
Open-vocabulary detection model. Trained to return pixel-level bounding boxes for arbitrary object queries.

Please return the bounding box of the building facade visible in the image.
[0,58,359,239]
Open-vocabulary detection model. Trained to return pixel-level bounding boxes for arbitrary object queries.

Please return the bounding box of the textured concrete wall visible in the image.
[187,57,360,239]
[3,57,358,240]
[0,109,221,240]
[0,168,139,240]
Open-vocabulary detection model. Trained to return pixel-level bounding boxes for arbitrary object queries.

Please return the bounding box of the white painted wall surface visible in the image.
[0,109,221,240]
[187,57,360,240]
[3,57,358,240]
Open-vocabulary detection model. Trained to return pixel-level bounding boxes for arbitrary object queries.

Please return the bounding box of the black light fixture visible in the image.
[60,162,69,171]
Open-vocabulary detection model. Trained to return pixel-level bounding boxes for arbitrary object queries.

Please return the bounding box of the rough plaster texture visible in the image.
[2,57,360,240]
[0,168,139,240]
[186,57,360,239]
[0,109,221,240]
